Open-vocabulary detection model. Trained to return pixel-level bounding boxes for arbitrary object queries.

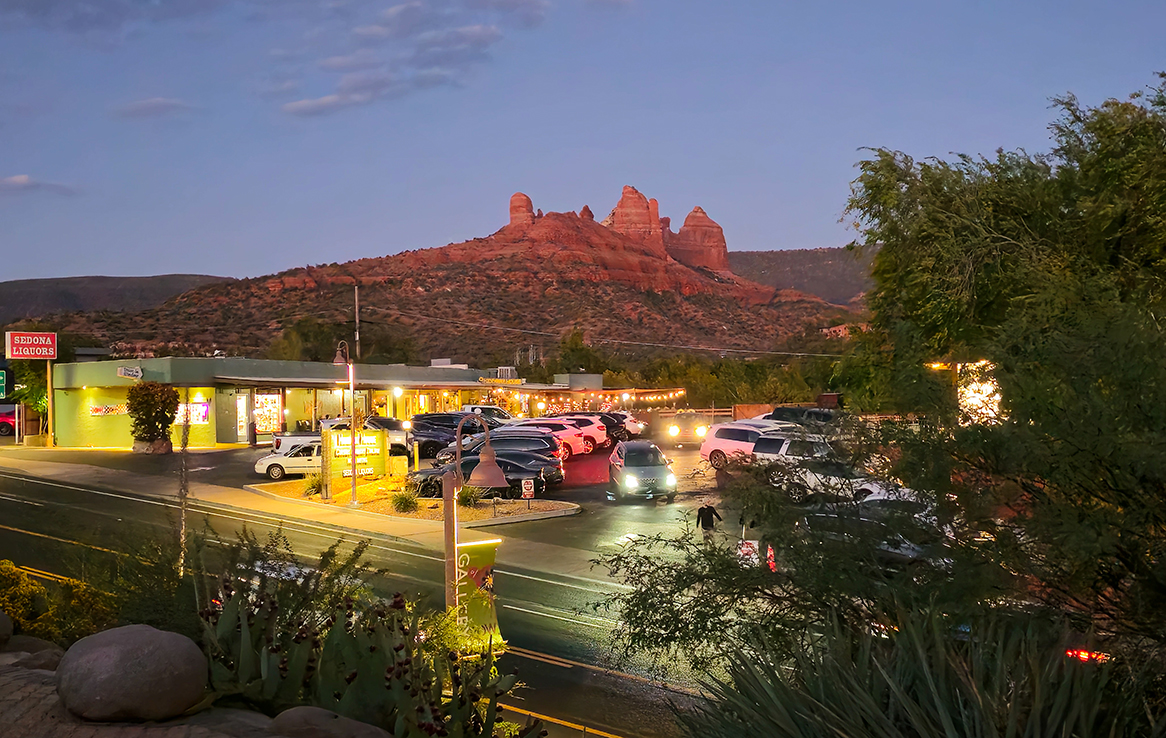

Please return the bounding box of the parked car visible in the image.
[754,434,892,503]
[413,412,501,433]
[461,405,518,423]
[0,409,14,437]
[607,411,646,437]
[699,422,766,468]
[489,449,564,484]
[506,420,587,458]
[607,440,678,502]
[763,406,837,426]
[795,490,949,569]
[409,419,459,458]
[548,414,609,451]
[556,411,630,442]
[435,433,562,464]
[254,442,322,480]
[272,416,408,454]
[407,456,547,499]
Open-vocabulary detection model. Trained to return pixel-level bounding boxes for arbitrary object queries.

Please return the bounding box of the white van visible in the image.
[461,405,517,423]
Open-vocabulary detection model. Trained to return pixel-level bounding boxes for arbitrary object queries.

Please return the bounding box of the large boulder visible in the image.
[0,610,11,648]
[13,648,64,670]
[270,706,392,738]
[4,634,58,653]
[56,624,207,721]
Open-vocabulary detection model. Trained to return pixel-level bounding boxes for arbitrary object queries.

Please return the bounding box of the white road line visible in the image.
[0,493,43,507]
[496,568,633,593]
[503,646,703,697]
[501,603,618,629]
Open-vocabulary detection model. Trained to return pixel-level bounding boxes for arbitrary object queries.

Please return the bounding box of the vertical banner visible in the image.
[455,538,502,643]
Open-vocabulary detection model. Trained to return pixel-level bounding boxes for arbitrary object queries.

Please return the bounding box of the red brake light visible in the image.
[1066,648,1109,663]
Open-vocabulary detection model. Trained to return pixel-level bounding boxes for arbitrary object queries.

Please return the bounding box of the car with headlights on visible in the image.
[659,410,714,447]
[607,440,678,502]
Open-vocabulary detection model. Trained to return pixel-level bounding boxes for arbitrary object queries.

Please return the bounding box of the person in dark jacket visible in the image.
[696,500,722,542]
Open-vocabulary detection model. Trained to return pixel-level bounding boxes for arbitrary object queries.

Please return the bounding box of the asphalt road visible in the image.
[0,440,720,738]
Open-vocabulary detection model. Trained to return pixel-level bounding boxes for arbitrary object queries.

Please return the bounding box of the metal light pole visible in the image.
[333,341,359,508]
[442,416,508,611]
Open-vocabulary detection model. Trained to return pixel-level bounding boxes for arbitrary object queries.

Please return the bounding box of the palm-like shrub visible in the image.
[681,609,1166,738]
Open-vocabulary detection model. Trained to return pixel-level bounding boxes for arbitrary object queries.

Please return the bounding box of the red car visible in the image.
[0,409,14,436]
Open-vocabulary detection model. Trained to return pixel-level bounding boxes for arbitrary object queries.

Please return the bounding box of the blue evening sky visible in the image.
[2,0,1163,281]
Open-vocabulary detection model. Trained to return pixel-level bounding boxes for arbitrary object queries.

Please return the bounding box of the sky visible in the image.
[1,0,1164,282]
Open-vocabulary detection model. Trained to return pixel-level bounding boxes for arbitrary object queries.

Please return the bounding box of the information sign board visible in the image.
[0,369,6,399]
[5,331,57,360]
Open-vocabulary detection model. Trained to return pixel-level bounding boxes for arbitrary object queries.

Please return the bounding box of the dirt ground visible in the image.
[254,478,574,521]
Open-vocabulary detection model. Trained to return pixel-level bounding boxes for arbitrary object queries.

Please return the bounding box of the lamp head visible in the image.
[467,443,509,489]
[333,341,349,366]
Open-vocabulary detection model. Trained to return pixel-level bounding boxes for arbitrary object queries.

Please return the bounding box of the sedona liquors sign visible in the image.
[5,331,58,360]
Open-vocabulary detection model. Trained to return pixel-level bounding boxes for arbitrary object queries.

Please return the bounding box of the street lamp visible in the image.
[392,385,403,418]
[333,341,358,508]
[442,416,508,612]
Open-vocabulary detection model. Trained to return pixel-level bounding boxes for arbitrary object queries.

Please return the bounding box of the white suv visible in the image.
[551,415,609,452]
[700,422,765,468]
[753,434,890,502]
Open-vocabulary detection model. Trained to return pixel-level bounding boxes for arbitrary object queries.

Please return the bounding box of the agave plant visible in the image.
[680,608,1166,738]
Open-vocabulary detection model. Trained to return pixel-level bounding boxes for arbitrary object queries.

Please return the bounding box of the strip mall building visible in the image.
[50,357,677,448]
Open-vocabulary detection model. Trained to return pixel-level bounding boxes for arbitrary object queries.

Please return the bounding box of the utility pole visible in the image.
[354,285,361,360]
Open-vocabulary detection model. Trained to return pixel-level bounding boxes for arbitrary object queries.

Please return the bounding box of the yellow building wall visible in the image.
[54,386,217,448]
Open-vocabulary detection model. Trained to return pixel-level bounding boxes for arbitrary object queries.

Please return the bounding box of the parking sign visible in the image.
[521,478,535,499]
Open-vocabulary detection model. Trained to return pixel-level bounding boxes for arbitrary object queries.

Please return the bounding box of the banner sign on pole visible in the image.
[454,538,502,644]
[521,478,535,499]
[5,332,58,360]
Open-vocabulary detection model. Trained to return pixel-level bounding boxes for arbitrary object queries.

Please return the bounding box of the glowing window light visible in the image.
[956,360,1003,425]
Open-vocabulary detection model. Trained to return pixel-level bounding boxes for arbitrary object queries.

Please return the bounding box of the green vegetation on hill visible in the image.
[0,274,230,327]
[729,247,872,305]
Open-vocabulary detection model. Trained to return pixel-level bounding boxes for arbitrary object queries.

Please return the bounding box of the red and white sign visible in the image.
[521,478,535,499]
[5,331,57,360]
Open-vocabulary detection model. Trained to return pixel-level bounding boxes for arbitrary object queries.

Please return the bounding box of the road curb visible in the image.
[243,484,581,529]
[463,504,581,527]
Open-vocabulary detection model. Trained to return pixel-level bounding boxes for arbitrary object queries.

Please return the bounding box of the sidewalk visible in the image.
[0,452,608,581]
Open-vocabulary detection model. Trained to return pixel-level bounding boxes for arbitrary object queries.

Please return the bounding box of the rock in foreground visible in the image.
[57,624,207,721]
[270,706,392,738]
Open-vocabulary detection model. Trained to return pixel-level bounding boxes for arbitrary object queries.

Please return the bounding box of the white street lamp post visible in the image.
[333,341,359,508]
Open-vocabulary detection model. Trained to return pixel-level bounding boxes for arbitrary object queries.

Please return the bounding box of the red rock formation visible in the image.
[579,205,594,221]
[601,186,666,256]
[509,192,534,227]
[665,206,730,272]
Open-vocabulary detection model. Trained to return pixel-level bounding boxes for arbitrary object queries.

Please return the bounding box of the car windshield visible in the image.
[804,459,861,479]
[625,447,666,466]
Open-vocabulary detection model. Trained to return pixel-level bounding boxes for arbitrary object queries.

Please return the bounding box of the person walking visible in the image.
[697,500,722,543]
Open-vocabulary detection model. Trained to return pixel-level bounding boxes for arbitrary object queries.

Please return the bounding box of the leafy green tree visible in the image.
[126,380,179,443]
[267,317,416,364]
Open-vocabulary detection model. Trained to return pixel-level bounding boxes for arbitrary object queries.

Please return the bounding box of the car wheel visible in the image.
[267,465,286,481]
[788,487,806,504]
[600,437,613,449]
[0,423,12,436]
[583,438,596,454]
[768,469,783,487]
[559,445,572,462]
[420,442,441,458]
[709,450,728,469]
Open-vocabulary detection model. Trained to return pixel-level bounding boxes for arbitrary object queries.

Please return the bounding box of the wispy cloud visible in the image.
[318,48,383,72]
[0,174,77,196]
[282,93,368,117]
[0,0,226,32]
[410,24,503,67]
[467,0,549,28]
[112,97,194,118]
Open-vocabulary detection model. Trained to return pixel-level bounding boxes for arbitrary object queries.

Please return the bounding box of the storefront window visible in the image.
[254,392,283,434]
[174,402,210,425]
[236,393,248,438]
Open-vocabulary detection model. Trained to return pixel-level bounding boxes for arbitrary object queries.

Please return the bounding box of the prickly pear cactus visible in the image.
[200,586,541,737]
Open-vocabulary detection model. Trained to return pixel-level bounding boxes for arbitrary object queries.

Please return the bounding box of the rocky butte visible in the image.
[41,186,841,360]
